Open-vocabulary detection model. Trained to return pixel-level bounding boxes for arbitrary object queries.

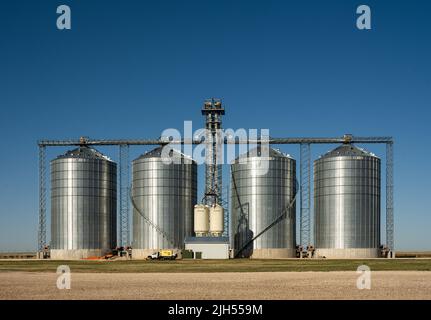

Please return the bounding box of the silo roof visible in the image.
[234,145,293,162]
[55,146,113,162]
[135,146,195,162]
[319,144,378,159]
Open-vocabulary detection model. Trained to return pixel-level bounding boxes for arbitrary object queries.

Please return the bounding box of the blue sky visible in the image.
[0,0,430,251]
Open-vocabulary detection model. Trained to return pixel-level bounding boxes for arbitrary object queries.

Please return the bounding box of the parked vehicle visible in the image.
[147,250,177,260]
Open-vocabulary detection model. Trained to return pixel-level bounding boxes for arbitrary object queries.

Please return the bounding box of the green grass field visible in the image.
[0,259,430,273]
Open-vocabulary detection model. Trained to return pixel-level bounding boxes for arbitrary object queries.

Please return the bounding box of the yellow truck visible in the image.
[147,250,177,260]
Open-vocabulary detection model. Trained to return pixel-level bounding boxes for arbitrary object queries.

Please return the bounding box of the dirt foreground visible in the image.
[0,271,430,300]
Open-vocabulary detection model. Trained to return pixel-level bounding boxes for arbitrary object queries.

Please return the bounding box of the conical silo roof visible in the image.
[318,144,378,159]
[233,145,293,163]
[134,146,195,162]
[55,146,113,162]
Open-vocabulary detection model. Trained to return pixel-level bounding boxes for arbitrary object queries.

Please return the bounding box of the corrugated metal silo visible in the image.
[131,147,197,259]
[50,146,117,259]
[314,144,381,258]
[231,146,296,258]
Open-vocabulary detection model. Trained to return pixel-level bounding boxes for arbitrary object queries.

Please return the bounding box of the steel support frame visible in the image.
[202,101,224,207]
[38,136,393,146]
[119,144,130,247]
[37,135,394,251]
[204,114,223,206]
[38,145,46,252]
[386,142,394,250]
[300,143,311,248]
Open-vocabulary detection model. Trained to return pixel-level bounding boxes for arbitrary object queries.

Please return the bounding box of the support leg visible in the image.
[386,142,394,250]
[300,143,311,248]
[38,145,47,253]
[119,144,130,247]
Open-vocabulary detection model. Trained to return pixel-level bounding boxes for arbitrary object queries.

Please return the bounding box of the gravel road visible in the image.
[1,271,430,300]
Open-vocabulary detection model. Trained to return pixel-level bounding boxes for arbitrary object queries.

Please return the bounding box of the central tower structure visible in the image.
[202,98,225,206]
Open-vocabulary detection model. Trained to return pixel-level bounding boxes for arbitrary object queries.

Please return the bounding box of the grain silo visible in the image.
[131,147,197,259]
[314,144,381,258]
[50,146,117,259]
[231,146,296,258]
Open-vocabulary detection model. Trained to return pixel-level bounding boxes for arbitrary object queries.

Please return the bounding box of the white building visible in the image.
[184,237,230,259]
